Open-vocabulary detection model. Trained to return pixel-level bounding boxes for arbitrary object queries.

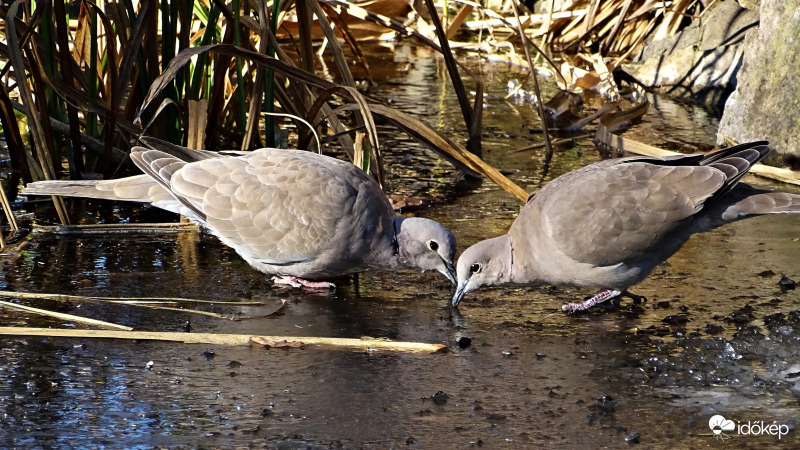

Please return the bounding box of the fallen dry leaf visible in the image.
[250,336,307,348]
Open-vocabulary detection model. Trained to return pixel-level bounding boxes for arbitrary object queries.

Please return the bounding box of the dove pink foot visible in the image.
[272,276,336,290]
[561,289,621,312]
[561,290,647,312]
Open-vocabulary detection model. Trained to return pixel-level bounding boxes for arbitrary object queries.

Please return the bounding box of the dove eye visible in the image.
[428,240,439,251]
[470,263,482,273]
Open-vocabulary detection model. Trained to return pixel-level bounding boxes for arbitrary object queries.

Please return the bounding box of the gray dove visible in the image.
[452,141,800,311]
[23,146,457,288]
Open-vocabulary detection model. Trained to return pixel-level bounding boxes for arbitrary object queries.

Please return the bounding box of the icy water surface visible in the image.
[1,43,799,448]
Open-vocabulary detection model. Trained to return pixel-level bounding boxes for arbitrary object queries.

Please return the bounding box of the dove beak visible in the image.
[442,259,457,285]
[452,281,468,308]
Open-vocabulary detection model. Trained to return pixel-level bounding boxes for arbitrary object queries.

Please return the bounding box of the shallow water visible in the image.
[1,43,799,448]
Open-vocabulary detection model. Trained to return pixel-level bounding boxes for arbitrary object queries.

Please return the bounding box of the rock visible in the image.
[625,432,641,443]
[662,314,690,326]
[590,395,617,413]
[626,1,758,109]
[738,0,761,10]
[431,391,448,405]
[718,0,800,162]
[778,274,796,291]
[485,413,507,422]
[456,336,472,349]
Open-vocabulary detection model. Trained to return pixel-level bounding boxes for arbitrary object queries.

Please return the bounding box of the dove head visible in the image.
[395,217,457,284]
[452,235,512,307]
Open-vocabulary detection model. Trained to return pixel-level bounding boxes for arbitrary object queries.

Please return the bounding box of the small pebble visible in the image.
[625,432,640,443]
[591,395,616,413]
[431,391,448,405]
[662,314,689,325]
[778,274,796,290]
[486,413,507,422]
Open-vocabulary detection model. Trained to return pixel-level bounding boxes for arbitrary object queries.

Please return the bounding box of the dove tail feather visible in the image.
[702,142,770,206]
[721,191,800,220]
[21,176,157,202]
[130,148,207,221]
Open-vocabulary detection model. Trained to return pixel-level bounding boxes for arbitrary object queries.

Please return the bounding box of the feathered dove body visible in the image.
[23,146,457,286]
[452,142,800,311]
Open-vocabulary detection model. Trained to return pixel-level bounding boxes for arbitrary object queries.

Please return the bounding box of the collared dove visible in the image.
[452,142,800,311]
[23,146,457,288]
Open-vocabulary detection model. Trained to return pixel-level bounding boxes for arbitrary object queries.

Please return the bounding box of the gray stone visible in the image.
[738,0,761,11]
[699,3,758,51]
[718,0,800,161]
[636,24,700,62]
[626,1,758,109]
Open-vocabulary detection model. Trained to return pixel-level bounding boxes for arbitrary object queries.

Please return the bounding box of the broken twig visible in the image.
[32,223,200,234]
[0,327,448,353]
[0,301,132,330]
[0,290,265,306]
